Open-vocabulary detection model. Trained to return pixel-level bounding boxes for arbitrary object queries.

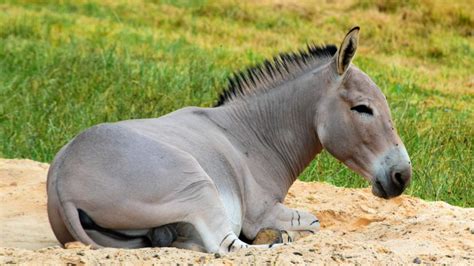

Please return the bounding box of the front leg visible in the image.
[266,203,320,232]
[250,203,320,244]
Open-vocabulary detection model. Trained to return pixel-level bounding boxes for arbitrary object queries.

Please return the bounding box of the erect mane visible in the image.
[215,44,337,106]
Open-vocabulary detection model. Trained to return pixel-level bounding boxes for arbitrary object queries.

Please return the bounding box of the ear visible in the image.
[336,26,360,75]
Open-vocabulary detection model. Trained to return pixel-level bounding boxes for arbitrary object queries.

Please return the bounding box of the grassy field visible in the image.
[0,0,472,206]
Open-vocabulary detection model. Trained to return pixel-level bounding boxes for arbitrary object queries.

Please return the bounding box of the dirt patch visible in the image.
[0,159,473,264]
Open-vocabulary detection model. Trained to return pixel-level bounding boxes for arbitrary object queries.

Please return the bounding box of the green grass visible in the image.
[0,0,472,206]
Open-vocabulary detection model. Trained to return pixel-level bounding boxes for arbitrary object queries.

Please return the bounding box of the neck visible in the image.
[215,68,331,197]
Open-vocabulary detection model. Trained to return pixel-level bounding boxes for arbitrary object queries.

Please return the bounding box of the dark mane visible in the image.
[215,44,337,106]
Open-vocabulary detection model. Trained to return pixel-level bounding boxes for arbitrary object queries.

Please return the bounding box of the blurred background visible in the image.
[0,0,472,206]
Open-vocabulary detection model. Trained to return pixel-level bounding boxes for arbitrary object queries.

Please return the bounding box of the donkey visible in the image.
[47,27,412,254]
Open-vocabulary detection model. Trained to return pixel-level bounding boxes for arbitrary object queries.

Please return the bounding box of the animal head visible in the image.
[316,27,412,199]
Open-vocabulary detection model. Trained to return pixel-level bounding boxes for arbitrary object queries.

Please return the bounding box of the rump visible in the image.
[52,122,221,230]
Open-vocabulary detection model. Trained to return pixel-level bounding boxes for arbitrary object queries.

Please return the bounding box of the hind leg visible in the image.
[179,179,244,253]
[86,224,179,248]
[84,230,148,248]
[47,185,75,246]
[181,180,286,254]
[169,223,206,252]
[172,237,207,252]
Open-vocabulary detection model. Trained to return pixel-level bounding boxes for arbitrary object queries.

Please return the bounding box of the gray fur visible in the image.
[47,27,411,254]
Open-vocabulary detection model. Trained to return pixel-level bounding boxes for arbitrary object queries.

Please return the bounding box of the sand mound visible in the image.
[0,159,473,264]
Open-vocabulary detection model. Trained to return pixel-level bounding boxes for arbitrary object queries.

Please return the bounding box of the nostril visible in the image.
[394,172,404,187]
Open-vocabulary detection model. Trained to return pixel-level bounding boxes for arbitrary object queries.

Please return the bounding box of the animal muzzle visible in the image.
[371,147,412,199]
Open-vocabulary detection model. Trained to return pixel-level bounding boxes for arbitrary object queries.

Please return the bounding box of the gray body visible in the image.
[47,27,412,254]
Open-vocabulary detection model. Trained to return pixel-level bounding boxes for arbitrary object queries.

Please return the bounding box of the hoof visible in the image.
[252,228,282,245]
[252,229,316,245]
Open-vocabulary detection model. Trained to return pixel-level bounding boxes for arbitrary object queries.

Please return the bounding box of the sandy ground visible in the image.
[0,159,473,265]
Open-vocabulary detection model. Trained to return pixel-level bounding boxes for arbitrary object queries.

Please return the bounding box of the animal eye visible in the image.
[351,105,373,115]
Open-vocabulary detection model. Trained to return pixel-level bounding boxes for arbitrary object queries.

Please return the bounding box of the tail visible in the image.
[58,201,102,249]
